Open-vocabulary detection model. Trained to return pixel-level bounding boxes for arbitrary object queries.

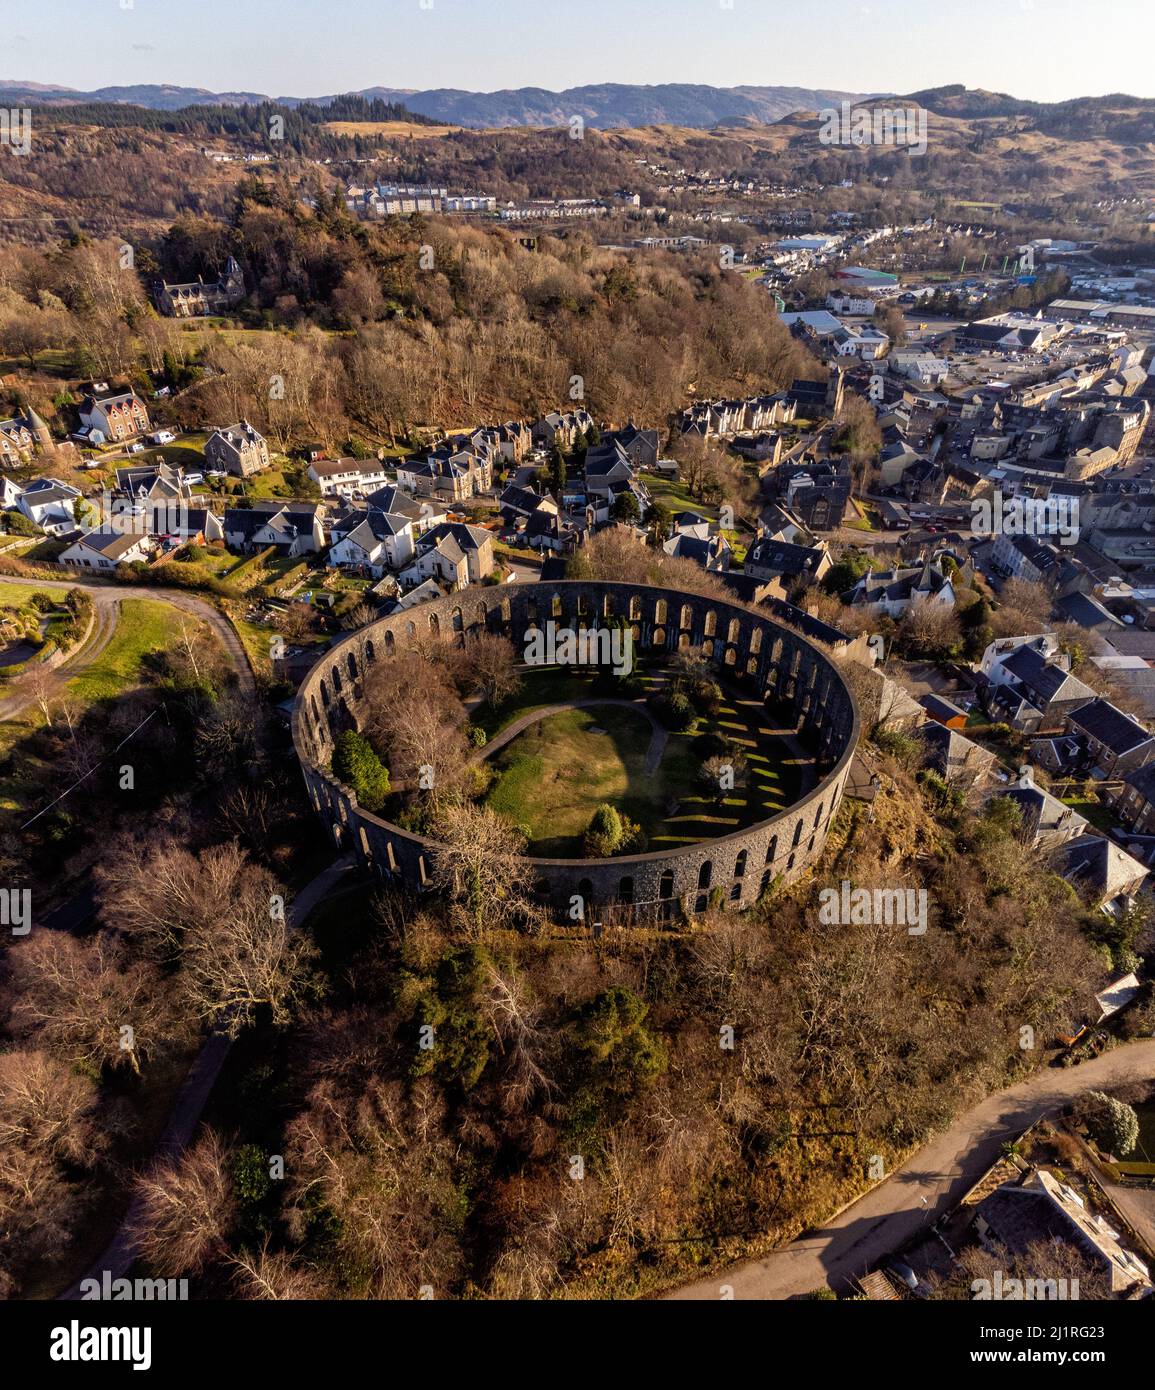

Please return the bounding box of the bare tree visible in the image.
[6,928,185,1076]
[11,662,62,725]
[229,1241,324,1300]
[129,1129,236,1277]
[95,838,308,1035]
[431,802,532,937]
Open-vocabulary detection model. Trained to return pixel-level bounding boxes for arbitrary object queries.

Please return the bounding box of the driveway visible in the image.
[0,577,255,717]
[664,1039,1155,1300]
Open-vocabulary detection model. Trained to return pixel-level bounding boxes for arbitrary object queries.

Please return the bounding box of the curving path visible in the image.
[664,1039,1155,1300]
[57,854,359,1299]
[478,698,669,775]
[0,577,255,721]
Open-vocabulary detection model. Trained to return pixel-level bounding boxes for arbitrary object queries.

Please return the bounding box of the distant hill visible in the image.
[0,80,870,128]
[3,80,1153,141]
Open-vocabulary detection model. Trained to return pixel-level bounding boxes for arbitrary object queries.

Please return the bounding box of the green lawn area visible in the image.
[242,461,321,501]
[0,579,58,606]
[473,665,605,739]
[644,476,719,521]
[231,614,278,675]
[479,675,804,857]
[168,545,239,581]
[1060,794,1120,834]
[0,599,223,814]
[65,599,176,703]
[485,706,655,855]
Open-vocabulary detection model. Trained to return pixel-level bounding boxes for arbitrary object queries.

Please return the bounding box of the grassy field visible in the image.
[486,706,654,855]
[0,579,57,607]
[323,120,463,138]
[65,599,176,703]
[0,599,220,815]
[644,475,720,520]
[481,674,803,856]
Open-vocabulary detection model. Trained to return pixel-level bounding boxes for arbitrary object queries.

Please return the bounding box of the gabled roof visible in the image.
[420,521,492,554]
[1068,699,1154,756]
[363,485,427,521]
[1001,646,1095,709]
[917,721,996,777]
[744,538,826,579]
[67,529,147,560]
[1056,833,1147,900]
[999,784,1088,842]
[1122,762,1155,804]
[920,692,968,724]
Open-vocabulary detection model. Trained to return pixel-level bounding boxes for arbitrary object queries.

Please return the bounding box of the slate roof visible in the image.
[999,784,1089,842]
[1068,699,1154,756]
[1001,646,1096,709]
[362,485,427,521]
[921,692,968,723]
[744,538,826,579]
[1056,834,1147,900]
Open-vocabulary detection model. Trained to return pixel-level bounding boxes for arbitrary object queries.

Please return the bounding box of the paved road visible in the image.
[58,855,357,1300]
[665,1040,1155,1300]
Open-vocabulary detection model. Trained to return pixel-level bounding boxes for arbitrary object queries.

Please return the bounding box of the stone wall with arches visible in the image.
[292,580,860,921]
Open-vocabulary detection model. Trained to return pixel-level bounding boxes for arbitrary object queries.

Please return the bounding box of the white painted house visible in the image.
[328,510,415,577]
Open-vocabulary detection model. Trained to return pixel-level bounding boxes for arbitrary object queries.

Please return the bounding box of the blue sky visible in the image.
[1,0,1152,101]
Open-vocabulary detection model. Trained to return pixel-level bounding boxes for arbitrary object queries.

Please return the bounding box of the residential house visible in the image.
[499,484,556,523]
[1067,699,1155,778]
[154,257,245,317]
[979,634,1060,683]
[166,507,224,544]
[396,447,492,501]
[916,721,998,791]
[115,460,195,503]
[974,1170,1151,1295]
[663,531,732,571]
[991,533,1064,587]
[0,411,51,464]
[204,422,269,479]
[997,782,1090,852]
[77,385,149,445]
[846,556,957,618]
[1055,834,1148,909]
[986,642,1096,733]
[308,457,393,498]
[363,485,443,534]
[669,512,712,542]
[603,424,660,469]
[223,502,325,555]
[879,441,928,489]
[60,529,153,571]
[525,506,582,554]
[400,521,495,589]
[531,409,594,451]
[1110,762,1155,834]
[743,536,831,588]
[832,325,889,359]
[16,477,81,534]
[328,509,415,577]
